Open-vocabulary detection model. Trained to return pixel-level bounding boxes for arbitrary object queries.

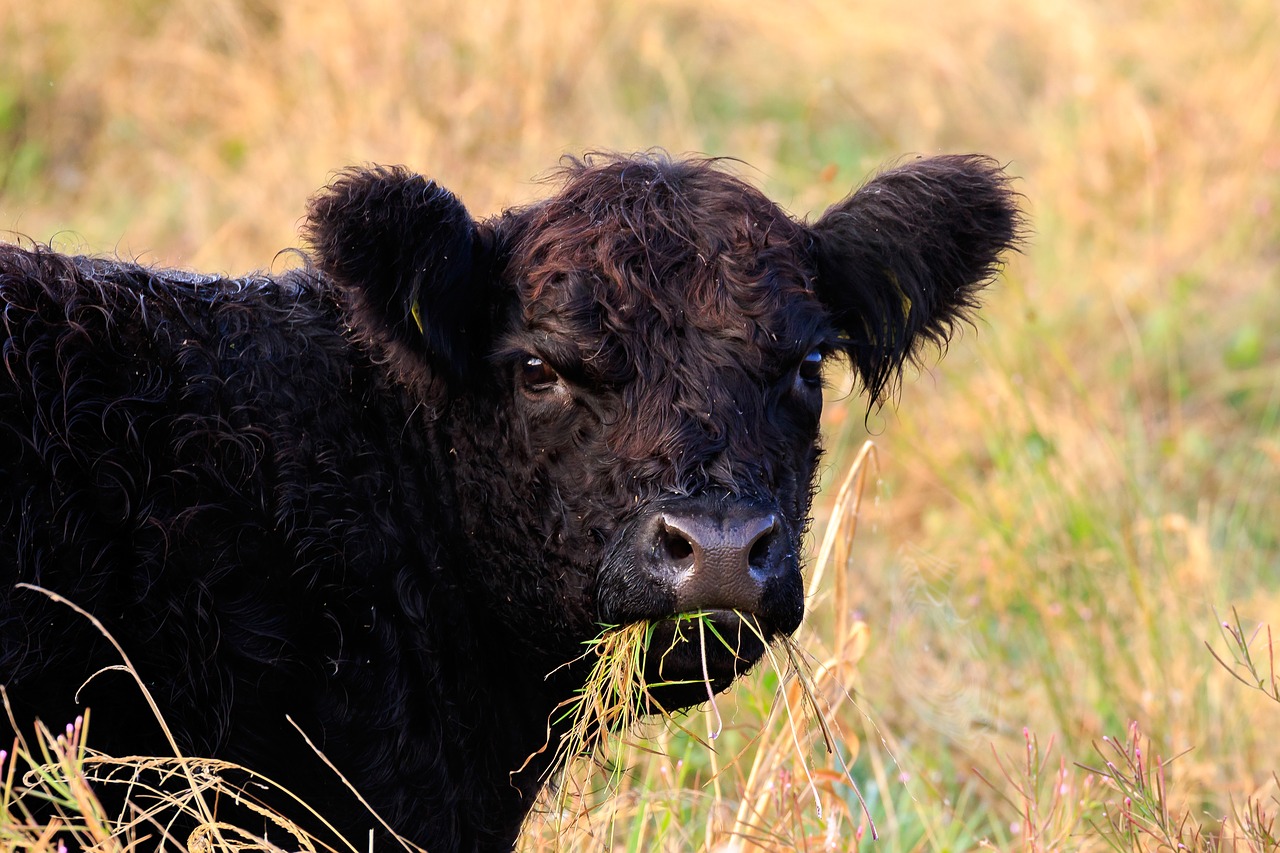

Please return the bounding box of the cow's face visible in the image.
[306,153,1019,707]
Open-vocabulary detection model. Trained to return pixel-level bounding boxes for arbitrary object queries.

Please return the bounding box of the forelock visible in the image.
[508,153,814,316]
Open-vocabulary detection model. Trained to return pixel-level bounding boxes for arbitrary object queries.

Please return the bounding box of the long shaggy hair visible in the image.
[1,152,1020,852]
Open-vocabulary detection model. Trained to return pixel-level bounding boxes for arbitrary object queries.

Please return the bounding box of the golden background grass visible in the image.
[2,0,1279,849]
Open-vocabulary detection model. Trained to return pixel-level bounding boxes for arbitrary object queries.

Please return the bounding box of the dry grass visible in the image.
[1,588,421,853]
[0,710,383,853]
[2,0,1279,849]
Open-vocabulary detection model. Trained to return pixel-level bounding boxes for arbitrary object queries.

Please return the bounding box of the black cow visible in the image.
[0,153,1019,851]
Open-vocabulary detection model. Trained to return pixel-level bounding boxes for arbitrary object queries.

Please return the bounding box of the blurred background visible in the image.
[2,0,1278,849]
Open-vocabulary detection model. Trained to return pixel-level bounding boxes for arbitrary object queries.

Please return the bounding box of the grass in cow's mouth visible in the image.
[545,620,653,766]
[536,610,734,785]
[530,611,743,840]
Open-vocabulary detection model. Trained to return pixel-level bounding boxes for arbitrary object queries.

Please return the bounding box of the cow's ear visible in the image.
[808,155,1022,404]
[305,166,496,384]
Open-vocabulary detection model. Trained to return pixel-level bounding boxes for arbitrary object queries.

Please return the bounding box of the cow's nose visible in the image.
[649,507,785,614]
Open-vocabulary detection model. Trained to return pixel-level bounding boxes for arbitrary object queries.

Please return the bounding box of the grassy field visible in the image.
[2,0,1278,849]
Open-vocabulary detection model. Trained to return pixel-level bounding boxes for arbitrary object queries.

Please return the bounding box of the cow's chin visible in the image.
[639,610,768,714]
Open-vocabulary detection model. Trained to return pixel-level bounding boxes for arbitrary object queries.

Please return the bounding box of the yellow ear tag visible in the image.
[410,300,424,334]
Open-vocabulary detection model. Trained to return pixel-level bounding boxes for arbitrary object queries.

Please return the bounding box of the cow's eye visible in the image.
[520,355,559,391]
[797,349,824,387]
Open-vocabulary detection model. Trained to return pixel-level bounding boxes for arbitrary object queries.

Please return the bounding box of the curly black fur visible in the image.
[0,152,1021,851]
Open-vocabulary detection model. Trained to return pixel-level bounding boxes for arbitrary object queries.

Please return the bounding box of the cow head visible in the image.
[306,153,1019,710]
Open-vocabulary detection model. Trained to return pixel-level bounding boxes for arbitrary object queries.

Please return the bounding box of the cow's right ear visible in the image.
[305,165,497,385]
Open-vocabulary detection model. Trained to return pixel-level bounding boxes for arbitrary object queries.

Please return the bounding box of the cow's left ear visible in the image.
[808,155,1022,404]
[305,165,498,386]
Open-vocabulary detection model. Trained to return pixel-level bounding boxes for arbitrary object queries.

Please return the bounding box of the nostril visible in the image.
[657,522,695,563]
[747,532,771,569]
[746,515,780,574]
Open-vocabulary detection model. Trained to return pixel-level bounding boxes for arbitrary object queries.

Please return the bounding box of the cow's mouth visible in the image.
[639,609,768,713]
